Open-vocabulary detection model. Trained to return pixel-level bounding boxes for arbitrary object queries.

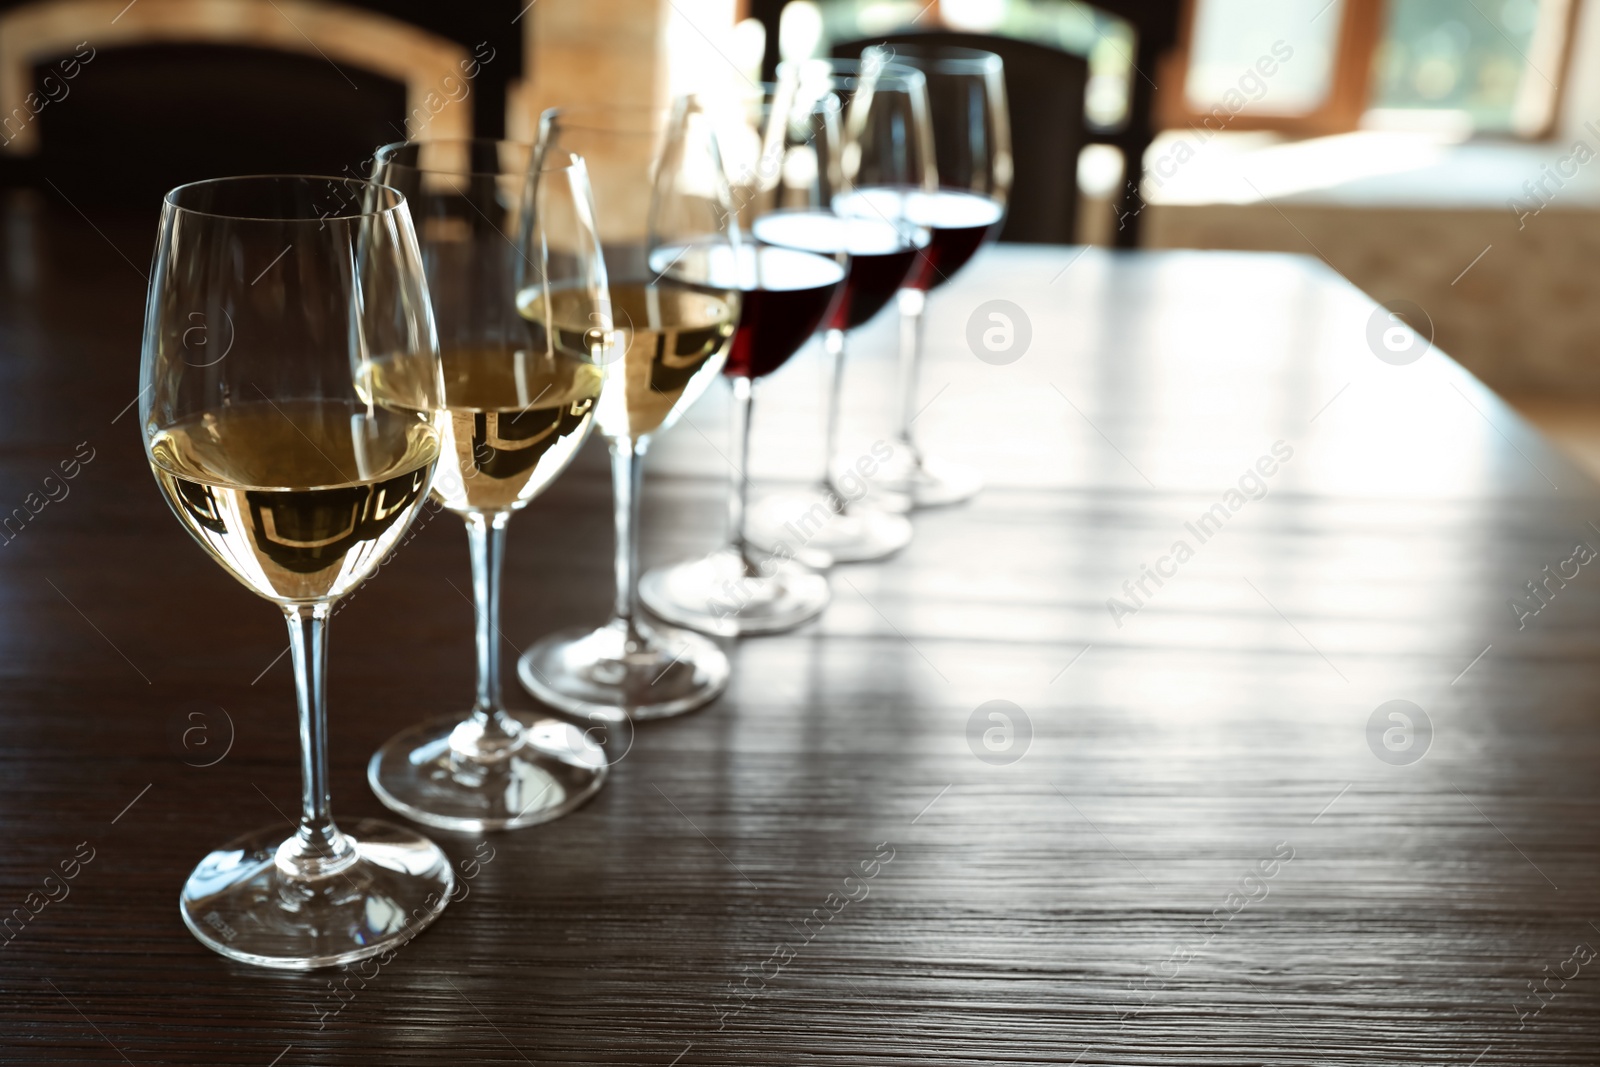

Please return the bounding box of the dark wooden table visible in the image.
[4,191,1600,1064]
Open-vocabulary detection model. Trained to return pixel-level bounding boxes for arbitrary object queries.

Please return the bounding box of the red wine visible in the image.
[838,188,1004,291]
[723,246,846,378]
[752,211,922,331]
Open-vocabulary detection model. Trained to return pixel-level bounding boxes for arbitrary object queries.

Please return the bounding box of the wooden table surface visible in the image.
[3,192,1599,1065]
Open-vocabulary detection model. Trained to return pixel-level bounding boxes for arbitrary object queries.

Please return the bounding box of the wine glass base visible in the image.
[639,547,831,637]
[875,447,984,508]
[368,714,607,832]
[178,817,454,970]
[745,490,913,563]
[518,617,730,721]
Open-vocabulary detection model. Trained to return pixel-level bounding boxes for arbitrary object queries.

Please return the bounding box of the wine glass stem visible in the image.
[611,437,647,641]
[728,375,757,574]
[897,287,927,462]
[465,511,517,741]
[280,603,355,878]
[821,327,848,513]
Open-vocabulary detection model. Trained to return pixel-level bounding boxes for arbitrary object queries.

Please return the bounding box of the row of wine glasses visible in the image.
[644,48,1012,633]
[140,45,1009,970]
[142,100,739,968]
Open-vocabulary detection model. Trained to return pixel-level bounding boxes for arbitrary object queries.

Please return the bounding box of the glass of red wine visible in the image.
[839,45,1011,508]
[640,87,849,636]
[744,56,935,564]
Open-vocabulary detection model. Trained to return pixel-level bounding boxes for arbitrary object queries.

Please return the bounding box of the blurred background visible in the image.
[3,0,1597,467]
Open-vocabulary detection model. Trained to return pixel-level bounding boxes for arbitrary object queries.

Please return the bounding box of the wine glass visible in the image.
[743,56,934,564]
[854,45,1011,508]
[366,141,610,832]
[517,101,741,720]
[142,175,453,968]
[638,86,848,636]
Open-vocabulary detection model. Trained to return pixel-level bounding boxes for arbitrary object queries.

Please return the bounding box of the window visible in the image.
[1182,0,1354,118]
[1168,0,1578,138]
[1369,0,1575,134]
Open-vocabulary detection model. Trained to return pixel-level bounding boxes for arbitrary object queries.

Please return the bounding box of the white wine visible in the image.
[428,344,603,513]
[518,281,734,441]
[149,400,440,603]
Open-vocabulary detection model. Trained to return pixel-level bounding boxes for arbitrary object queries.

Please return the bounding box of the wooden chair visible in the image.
[751,0,1183,247]
[0,0,523,212]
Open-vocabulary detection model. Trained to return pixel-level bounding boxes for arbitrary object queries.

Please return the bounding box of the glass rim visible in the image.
[373,138,534,178]
[540,98,709,138]
[863,44,1004,76]
[162,175,406,222]
[778,57,929,90]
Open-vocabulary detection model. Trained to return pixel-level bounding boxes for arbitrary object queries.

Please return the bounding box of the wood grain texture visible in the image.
[2,192,1599,1064]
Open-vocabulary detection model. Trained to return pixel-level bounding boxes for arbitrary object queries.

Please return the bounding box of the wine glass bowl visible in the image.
[365,141,610,833]
[864,44,1010,289]
[141,175,455,968]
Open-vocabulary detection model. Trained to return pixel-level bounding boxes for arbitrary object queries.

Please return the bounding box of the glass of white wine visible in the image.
[366,141,611,831]
[141,175,454,968]
[517,101,741,721]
